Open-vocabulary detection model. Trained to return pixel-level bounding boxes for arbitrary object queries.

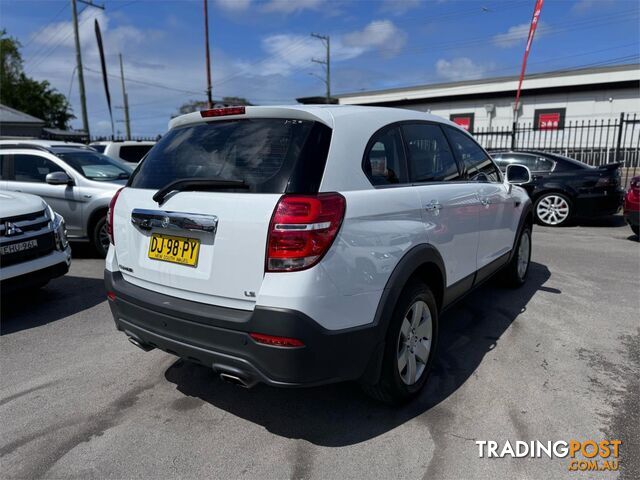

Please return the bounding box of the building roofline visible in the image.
[0,103,45,124]
[336,63,640,100]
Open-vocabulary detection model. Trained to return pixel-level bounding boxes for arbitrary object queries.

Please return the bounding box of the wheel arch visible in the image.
[360,244,445,384]
[87,205,108,240]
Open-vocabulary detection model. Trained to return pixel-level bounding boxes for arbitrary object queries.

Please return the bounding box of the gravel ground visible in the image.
[1,217,638,480]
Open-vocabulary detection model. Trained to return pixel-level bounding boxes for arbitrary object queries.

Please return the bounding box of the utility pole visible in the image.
[203,0,213,108]
[311,33,330,103]
[71,0,104,139]
[119,53,131,140]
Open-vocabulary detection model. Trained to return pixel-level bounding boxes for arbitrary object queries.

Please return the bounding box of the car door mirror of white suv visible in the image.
[46,171,74,186]
[505,164,531,185]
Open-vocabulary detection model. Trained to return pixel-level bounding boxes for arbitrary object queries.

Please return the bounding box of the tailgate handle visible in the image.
[131,209,218,234]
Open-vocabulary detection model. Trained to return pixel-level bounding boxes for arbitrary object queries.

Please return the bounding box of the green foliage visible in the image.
[0,30,74,129]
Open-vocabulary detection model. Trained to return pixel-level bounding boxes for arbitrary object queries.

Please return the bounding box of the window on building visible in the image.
[534,108,566,130]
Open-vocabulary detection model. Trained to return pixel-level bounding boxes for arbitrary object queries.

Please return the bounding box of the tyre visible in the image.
[92,215,109,258]
[534,193,572,226]
[632,224,639,238]
[502,226,532,288]
[362,281,438,404]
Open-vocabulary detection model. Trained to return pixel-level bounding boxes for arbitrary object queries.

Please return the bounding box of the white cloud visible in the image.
[492,22,549,48]
[572,0,616,13]
[435,57,489,81]
[262,0,324,14]
[214,0,252,13]
[342,20,407,57]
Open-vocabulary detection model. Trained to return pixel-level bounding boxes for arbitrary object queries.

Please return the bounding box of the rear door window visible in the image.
[363,126,408,186]
[444,126,501,182]
[402,123,460,182]
[130,119,331,194]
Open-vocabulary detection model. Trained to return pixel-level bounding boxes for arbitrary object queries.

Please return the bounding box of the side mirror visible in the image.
[505,164,531,185]
[46,171,74,186]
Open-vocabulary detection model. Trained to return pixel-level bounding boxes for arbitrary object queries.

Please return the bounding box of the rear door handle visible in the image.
[131,208,218,234]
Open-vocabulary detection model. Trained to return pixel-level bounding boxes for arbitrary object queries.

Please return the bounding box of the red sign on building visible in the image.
[450,113,475,132]
[538,112,560,130]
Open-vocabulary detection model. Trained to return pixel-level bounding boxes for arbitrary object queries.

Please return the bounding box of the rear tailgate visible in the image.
[113,188,279,310]
[111,110,332,310]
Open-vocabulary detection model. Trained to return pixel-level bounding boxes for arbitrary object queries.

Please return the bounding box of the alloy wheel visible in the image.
[517,230,531,280]
[536,195,570,225]
[397,300,433,385]
[99,222,110,253]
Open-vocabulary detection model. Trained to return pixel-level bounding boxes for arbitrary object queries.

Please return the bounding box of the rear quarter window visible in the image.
[129,118,331,194]
[119,145,153,162]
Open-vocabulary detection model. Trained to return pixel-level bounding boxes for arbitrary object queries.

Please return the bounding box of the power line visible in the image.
[22,2,70,50]
[84,66,203,95]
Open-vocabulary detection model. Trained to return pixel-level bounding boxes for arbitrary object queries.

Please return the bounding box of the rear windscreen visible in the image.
[129,118,331,193]
[120,145,153,162]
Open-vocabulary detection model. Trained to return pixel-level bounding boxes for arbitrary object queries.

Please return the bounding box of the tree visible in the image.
[0,30,74,129]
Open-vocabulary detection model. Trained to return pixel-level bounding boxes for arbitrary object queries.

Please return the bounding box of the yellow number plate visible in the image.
[148,233,200,267]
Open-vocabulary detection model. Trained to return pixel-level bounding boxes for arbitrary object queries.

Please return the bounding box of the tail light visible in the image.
[266,193,346,272]
[107,187,124,245]
[249,333,304,348]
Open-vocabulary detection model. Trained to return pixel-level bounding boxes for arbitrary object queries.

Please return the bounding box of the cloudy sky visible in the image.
[3,0,639,137]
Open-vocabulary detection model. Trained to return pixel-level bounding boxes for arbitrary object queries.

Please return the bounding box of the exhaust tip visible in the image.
[127,335,155,352]
[220,373,249,388]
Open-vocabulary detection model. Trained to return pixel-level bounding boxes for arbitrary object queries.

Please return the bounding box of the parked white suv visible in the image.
[90,141,155,165]
[105,106,533,403]
[0,190,71,292]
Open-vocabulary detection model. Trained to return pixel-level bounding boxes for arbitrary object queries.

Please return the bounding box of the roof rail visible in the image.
[0,143,52,153]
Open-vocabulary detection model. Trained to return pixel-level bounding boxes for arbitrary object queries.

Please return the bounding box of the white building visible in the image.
[335,64,640,133]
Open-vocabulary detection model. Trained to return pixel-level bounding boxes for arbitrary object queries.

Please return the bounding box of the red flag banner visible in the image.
[514,0,545,115]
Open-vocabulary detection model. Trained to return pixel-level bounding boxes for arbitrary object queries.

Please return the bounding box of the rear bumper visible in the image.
[624,209,640,227]
[104,270,381,387]
[574,190,624,217]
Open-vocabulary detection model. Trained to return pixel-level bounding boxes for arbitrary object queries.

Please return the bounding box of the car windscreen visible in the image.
[56,151,133,181]
[129,118,332,194]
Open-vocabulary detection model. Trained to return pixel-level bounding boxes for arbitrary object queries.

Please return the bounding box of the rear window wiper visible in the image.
[153,178,250,205]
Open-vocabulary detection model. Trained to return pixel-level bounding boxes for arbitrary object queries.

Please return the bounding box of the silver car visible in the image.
[0,143,132,257]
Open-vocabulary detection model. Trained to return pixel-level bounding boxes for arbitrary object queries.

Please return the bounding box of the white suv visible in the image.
[90,141,155,165]
[105,106,533,403]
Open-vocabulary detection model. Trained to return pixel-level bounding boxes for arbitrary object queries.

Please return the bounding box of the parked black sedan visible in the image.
[491,150,624,226]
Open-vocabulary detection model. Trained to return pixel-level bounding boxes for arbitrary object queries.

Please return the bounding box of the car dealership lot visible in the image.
[1,221,638,479]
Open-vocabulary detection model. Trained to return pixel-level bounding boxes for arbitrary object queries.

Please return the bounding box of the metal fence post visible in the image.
[511,121,517,150]
[615,112,625,162]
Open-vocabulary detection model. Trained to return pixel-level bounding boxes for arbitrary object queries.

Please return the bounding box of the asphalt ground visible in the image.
[1,217,638,479]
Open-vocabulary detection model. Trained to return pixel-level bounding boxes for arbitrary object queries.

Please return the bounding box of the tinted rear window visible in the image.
[120,145,153,162]
[92,145,106,153]
[129,119,331,193]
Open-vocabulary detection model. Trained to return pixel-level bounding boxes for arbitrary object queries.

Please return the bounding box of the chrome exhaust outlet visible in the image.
[219,373,249,388]
[127,335,155,352]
